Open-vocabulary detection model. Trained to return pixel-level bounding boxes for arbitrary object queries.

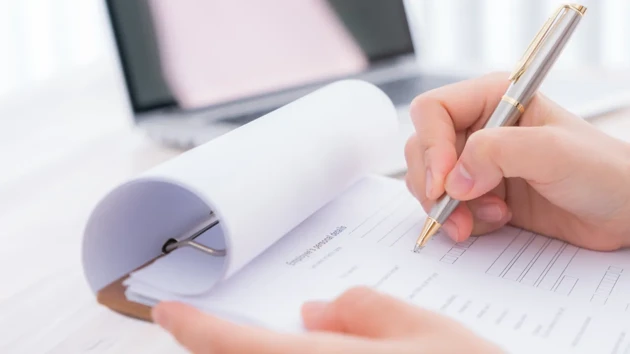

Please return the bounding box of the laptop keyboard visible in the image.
[216,110,274,125]
[378,75,459,106]
[204,75,460,126]
[152,74,464,151]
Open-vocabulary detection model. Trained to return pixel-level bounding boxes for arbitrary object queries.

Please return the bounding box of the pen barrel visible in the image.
[484,99,524,128]
[430,195,460,225]
[505,8,584,110]
[428,6,585,229]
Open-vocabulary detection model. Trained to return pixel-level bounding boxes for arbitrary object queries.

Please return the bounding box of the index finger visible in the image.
[409,71,512,136]
[406,72,511,201]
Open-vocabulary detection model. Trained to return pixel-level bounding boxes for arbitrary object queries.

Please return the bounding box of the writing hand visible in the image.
[151,286,503,353]
[405,72,630,251]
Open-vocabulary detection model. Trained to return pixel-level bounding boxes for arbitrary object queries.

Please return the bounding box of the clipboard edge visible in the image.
[95,257,162,322]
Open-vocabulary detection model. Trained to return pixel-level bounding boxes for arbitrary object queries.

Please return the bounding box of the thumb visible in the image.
[301,286,447,338]
[444,126,572,201]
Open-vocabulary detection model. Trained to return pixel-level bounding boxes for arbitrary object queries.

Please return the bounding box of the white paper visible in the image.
[82,79,398,293]
[126,176,630,353]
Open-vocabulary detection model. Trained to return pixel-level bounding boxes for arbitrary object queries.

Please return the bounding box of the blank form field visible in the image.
[503,235,548,281]
[590,266,623,304]
[555,275,578,295]
[449,248,465,257]
[441,255,458,264]
[486,231,533,276]
[520,239,563,286]
[608,266,623,274]
[484,230,581,296]
[439,237,478,264]
[537,244,579,291]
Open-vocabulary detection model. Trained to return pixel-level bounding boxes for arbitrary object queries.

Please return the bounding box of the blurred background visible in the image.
[4,2,630,351]
[412,0,630,72]
[1,0,629,187]
[2,0,629,98]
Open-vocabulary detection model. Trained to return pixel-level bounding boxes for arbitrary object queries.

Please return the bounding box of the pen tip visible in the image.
[412,217,441,253]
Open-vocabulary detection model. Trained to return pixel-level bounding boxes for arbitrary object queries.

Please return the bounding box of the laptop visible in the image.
[103,0,630,175]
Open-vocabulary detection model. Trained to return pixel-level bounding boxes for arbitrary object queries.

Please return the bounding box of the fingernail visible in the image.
[475,204,504,222]
[425,168,433,199]
[441,220,458,242]
[446,163,474,196]
[152,305,171,331]
[302,301,328,320]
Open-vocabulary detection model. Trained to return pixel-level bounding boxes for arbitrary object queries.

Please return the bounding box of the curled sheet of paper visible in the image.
[82,79,398,294]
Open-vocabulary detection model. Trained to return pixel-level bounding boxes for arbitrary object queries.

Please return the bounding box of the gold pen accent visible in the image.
[568,4,587,16]
[413,3,586,253]
[501,95,525,114]
[413,217,441,253]
[509,4,588,83]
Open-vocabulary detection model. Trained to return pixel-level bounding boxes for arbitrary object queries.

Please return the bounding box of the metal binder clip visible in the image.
[161,212,227,257]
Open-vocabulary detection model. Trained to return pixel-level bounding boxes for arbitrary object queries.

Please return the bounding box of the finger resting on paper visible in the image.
[152,301,390,354]
[302,286,437,338]
[152,302,297,354]
[441,194,511,243]
[439,204,473,243]
[467,194,511,236]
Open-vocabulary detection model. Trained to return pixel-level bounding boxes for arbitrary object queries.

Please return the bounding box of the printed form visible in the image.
[126,176,630,353]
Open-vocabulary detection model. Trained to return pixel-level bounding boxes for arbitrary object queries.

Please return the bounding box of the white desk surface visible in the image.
[2,66,630,353]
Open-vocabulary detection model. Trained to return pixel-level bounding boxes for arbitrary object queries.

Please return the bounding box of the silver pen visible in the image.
[414,3,587,252]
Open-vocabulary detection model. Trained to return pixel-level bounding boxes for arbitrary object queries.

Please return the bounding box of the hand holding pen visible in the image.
[406,4,630,253]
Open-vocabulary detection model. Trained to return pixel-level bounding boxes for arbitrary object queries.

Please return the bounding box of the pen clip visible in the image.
[509,4,586,82]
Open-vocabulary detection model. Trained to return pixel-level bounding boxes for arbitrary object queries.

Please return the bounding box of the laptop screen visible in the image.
[105,0,415,114]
